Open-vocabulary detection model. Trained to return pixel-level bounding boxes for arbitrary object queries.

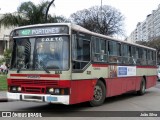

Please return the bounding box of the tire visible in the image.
[90,80,106,106]
[137,78,146,95]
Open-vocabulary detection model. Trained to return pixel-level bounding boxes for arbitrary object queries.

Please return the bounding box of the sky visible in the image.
[0,0,160,37]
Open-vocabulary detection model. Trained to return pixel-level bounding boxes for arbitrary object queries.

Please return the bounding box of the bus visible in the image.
[7,23,157,106]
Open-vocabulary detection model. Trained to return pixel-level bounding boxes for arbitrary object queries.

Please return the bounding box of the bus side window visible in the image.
[142,49,147,65]
[131,46,136,65]
[147,50,152,65]
[128,45,133,64]
[108,41,123,63]
[122,44,129,64]
[72,34,77,60]
[121,44,134,65]
[72,32,91,70]
[108,41,119,63]
[136,47,139,65]
[116,43,122,63]
[136,47,143,65]
[152,51,156,65]
[92,37,107,62]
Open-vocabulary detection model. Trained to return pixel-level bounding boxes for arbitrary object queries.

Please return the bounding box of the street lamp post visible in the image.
[101,0,102,10]
[100,0,103,25]
[45,0,55,22]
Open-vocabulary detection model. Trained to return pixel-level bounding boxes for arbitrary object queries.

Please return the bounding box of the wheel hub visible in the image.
[94,86,102,101]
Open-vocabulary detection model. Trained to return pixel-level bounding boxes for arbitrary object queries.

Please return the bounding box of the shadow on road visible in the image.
[15,91,152,111]
[5,90,154,117]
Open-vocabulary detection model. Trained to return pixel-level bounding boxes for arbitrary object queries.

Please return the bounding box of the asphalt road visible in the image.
[0,82,160,120]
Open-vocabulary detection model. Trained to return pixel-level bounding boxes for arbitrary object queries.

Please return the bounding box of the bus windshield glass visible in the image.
[11,36,69,71]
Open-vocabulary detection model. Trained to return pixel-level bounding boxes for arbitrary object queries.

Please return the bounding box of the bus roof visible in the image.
[70,24,156,51]
[13,23,156,51]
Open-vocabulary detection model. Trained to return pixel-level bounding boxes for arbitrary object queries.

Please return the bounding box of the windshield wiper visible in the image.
[36,60,50,73]
[17,62,30,73]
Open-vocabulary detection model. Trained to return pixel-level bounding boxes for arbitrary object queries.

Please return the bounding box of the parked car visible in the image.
[158,66,160,81]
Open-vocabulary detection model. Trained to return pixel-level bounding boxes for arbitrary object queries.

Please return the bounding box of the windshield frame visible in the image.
[10,35,70,71]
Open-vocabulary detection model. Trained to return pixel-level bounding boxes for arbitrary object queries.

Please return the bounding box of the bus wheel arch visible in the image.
[137,76,146,95]
[99,77,106,88]
[90,78,106,106]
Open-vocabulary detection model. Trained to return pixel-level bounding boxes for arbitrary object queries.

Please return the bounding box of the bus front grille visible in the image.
[10,79,58,86]
[22,87,45,94]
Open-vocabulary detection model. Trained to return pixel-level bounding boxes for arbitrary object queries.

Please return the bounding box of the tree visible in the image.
[3,49,12,64]
[70,5,125,36]
[0,1,68,27]
[54,15,70,23]
[0,49,11,65]
[0,58,5,65]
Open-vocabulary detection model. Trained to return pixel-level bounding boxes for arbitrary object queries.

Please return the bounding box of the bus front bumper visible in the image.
[7,92,69,105]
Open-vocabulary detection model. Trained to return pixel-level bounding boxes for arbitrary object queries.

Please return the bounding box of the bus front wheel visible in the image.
[90,80,106,106]
[137,78,146,95]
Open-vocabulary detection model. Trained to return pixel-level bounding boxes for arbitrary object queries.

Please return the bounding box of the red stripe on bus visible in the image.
[92,64,108,67]
[136,66,157,69]
[10,74,60,78]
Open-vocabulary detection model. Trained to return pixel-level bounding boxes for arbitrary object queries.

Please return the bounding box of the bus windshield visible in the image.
[11,36,69,71]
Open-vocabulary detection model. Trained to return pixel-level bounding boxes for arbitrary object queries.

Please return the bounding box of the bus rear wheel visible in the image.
[137,78,146,95]
[90,80,106,106]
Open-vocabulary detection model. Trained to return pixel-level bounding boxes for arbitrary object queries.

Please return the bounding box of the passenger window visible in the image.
[92,37,107,62]
[142,49,147,65]
[108,41,121,63]
[72,33,91,70]
[108,41,117,56]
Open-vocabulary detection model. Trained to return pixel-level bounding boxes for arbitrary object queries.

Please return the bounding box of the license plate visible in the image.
[46,96,57,102]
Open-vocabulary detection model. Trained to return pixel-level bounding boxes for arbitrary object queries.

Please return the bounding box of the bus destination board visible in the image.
[14,26,69,36]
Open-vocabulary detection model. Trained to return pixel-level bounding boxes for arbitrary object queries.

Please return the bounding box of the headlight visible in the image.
[55,89,60,94]
[47,88,70,95]
[49,88,54,93]
[10,86,21,93]
[12,87,17,91]
[17,87,21,92]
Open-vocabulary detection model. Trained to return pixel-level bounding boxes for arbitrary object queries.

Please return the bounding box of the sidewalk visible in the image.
[0,91,8,102]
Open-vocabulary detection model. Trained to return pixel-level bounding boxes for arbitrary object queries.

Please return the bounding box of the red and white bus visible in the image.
[7,23,157,106]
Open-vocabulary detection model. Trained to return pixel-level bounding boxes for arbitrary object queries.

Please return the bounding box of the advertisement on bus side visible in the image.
[117,66,136,77]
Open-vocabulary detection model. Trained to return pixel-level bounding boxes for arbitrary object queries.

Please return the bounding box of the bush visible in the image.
[0,58,5,65]
[0,75,7,91]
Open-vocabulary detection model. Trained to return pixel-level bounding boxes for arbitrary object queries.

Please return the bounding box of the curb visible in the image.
[0,98,8,102]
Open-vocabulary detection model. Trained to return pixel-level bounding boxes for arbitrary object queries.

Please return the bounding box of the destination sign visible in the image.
[14,26,69,36]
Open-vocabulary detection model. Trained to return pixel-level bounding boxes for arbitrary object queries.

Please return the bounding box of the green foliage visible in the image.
[0,58,5,65]
[0,1,68,27]
[3,49,12,64]
[3,49,12,59]
[0,75,7,91]
[0,49,12,65]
